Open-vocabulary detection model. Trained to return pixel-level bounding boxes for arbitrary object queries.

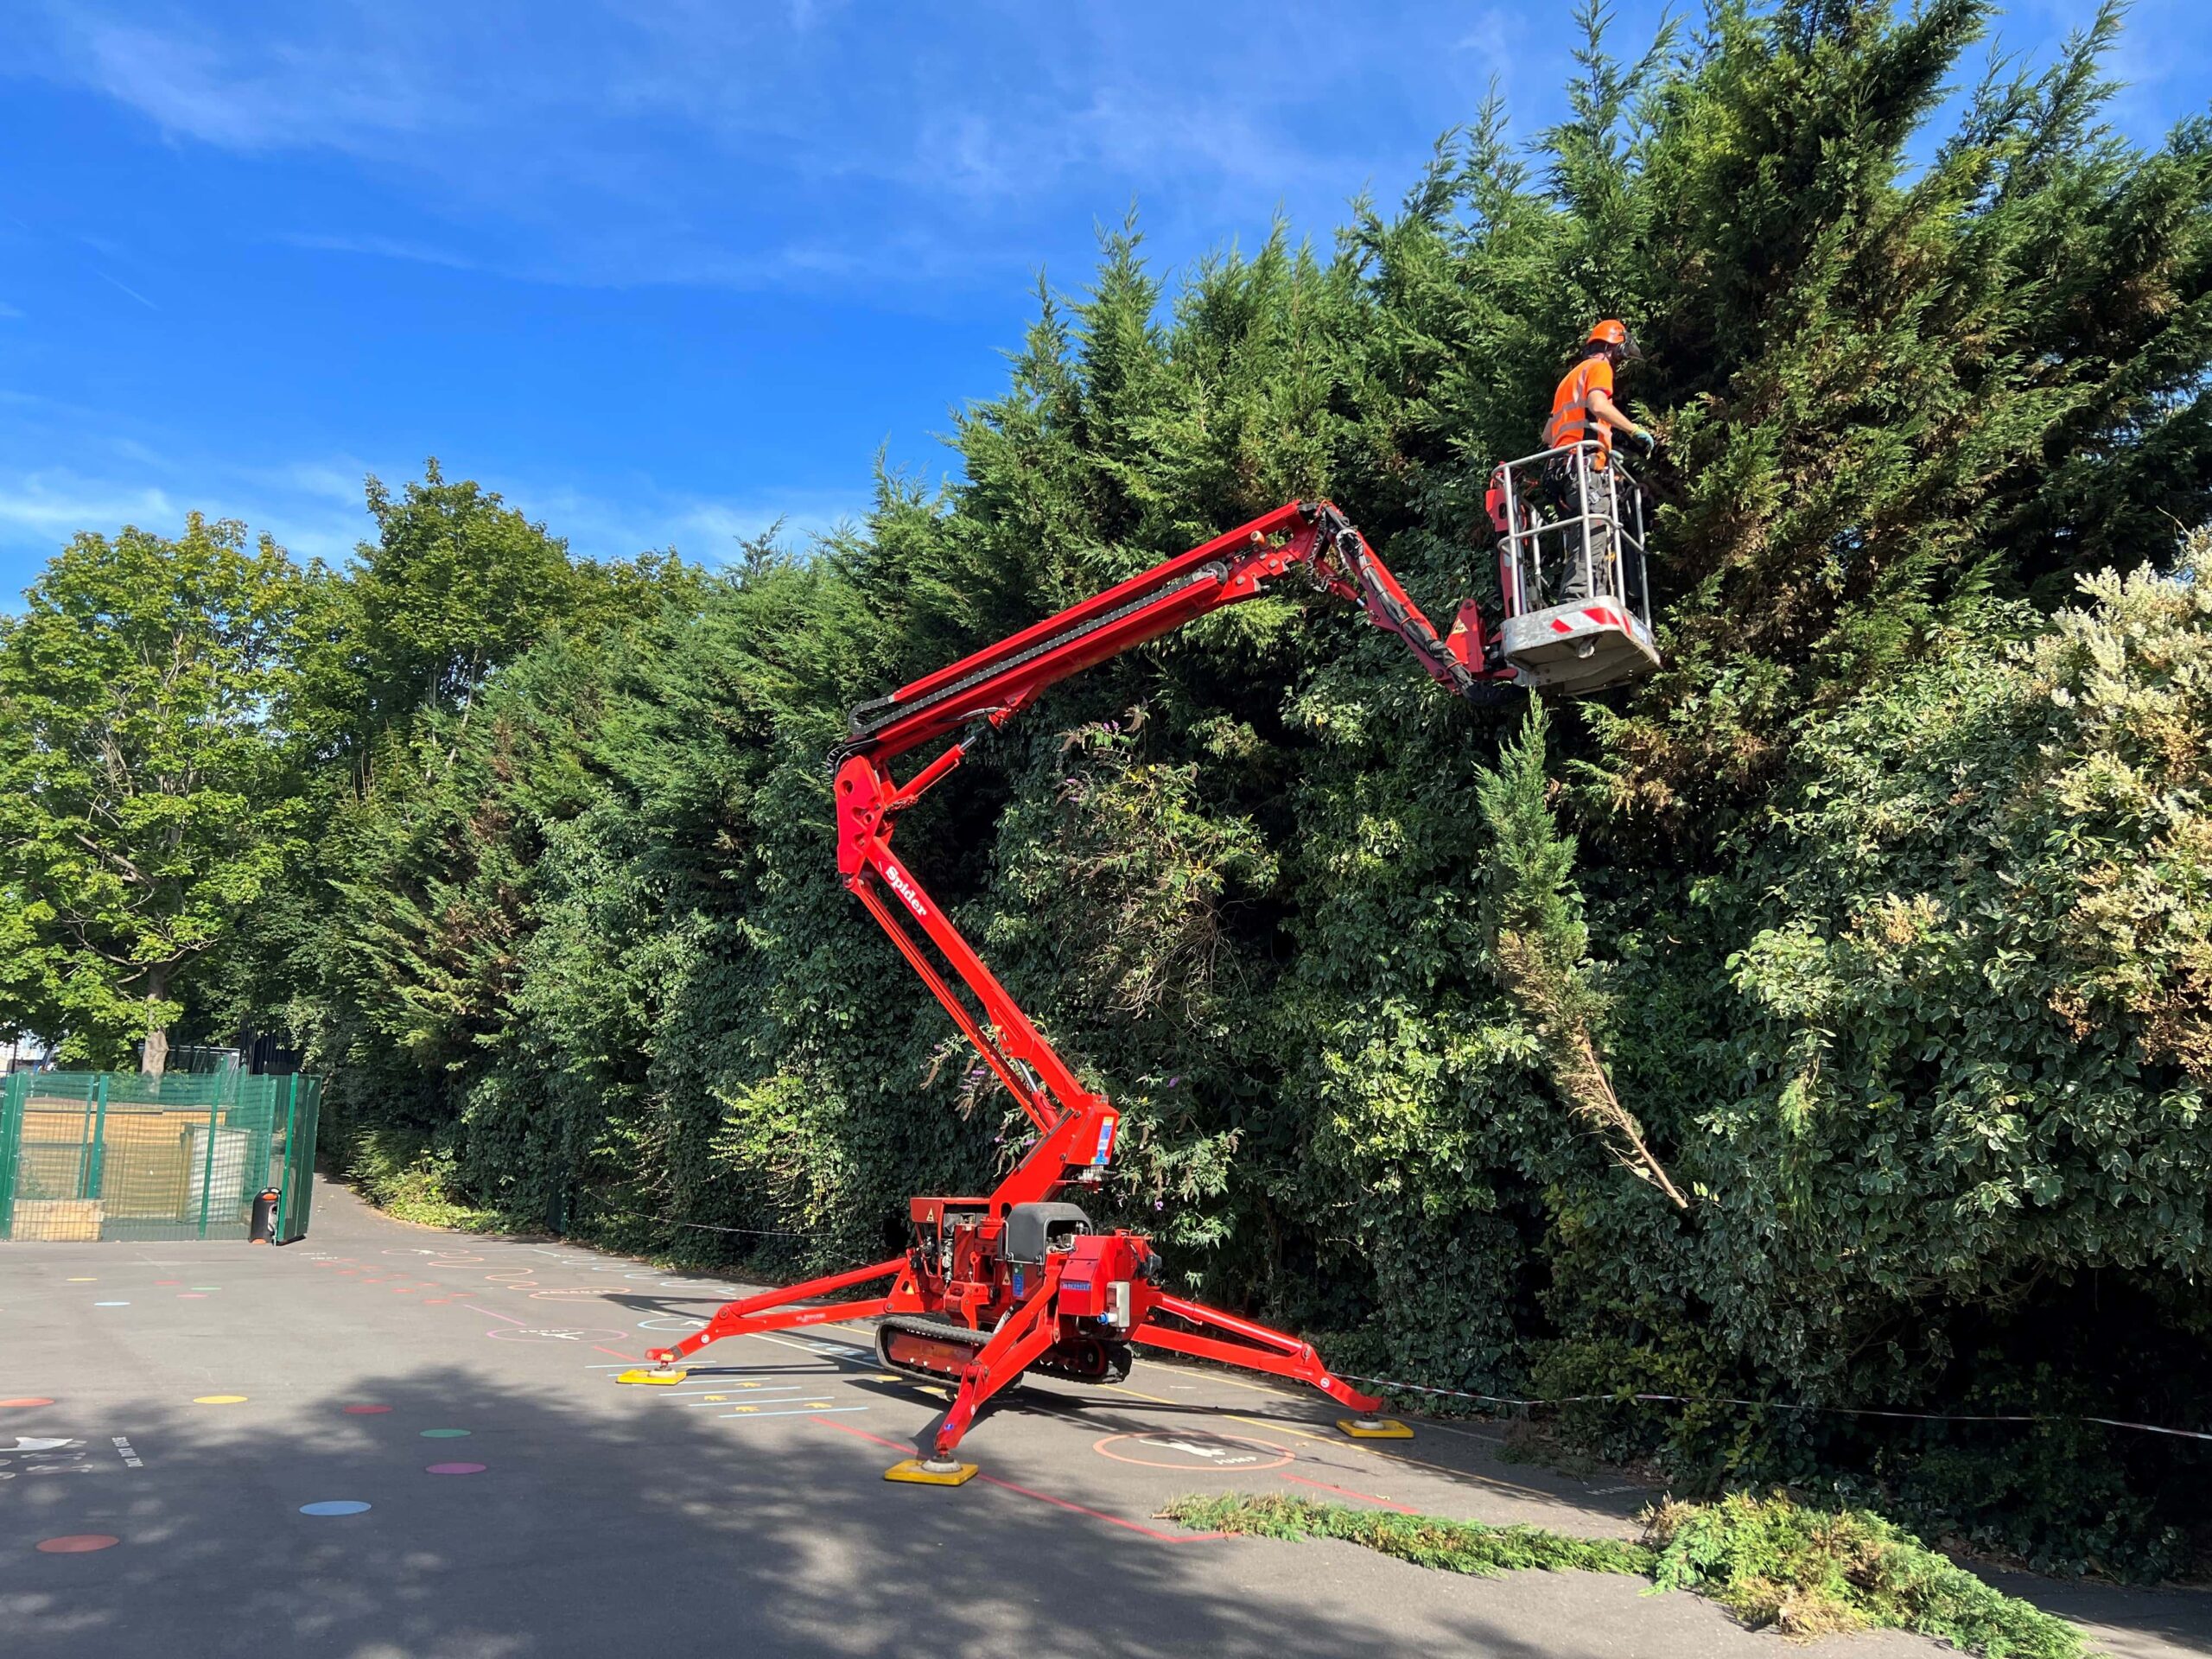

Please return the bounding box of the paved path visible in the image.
[3,1179,2203,1657]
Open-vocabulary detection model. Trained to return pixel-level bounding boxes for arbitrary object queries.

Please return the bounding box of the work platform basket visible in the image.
[1489,442,1661,695]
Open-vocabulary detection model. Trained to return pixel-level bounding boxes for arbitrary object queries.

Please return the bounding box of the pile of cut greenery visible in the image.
[1165,1491,2090,1658]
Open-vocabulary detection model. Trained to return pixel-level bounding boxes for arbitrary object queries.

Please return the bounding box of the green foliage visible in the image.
[338,1125,499,1232]
[0,514,306,1071]
[1643,1491,2088,1656]
[1475,703,1684,1205]
[1160,1492,1654,1577]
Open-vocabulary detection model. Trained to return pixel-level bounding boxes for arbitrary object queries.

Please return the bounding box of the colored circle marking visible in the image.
[93,1301,129,1307]
[36,1535,119,1553]
[425,1462,486,1475]
[1092,1431,1294,1471]
[342,1404,391,1415]
[299,1501,371,1516]
[193,1395,248,1406]
[420,1428,470,1439]
[1,1398,56,1409]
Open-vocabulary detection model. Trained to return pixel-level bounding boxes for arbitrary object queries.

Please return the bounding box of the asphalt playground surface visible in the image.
[5,1179,2208,1658]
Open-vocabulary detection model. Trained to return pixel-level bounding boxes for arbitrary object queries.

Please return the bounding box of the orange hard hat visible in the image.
[1586,318,1643,359]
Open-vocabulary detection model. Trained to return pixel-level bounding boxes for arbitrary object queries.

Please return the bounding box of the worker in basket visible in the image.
[1536,319,1657,606]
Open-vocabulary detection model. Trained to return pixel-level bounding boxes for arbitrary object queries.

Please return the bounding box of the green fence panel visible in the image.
[2,1070,321,1243]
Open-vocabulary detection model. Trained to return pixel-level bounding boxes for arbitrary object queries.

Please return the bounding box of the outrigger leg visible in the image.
[1134,1293,1411,1439]
[884,1282,1061,1486]
[614,1255,910,1387]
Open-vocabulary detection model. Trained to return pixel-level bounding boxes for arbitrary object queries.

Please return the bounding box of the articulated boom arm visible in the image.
[632,501,1480,1467]
[832,499,1498,1204]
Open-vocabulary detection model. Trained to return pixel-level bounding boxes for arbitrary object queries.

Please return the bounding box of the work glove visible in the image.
[1625,426,1659,462]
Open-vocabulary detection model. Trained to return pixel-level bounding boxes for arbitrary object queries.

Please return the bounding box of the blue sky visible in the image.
[2,2,2205,597]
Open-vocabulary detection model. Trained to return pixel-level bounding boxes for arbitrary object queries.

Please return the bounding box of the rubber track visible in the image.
[874,1313,1132,1388]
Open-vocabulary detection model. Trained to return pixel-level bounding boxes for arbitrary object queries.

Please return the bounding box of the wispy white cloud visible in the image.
[0,300,23,320]
[267,230,480,272]
[0,474,181,538]
[67,17,435,155]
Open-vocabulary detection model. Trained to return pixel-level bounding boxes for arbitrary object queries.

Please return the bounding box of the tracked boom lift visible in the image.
[620,498,1643,1483]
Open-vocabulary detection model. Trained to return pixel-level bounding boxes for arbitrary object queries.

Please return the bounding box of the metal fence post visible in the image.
[276,1073,300,1241]
[196,1095,219,1239]
[85,1073,110,1202]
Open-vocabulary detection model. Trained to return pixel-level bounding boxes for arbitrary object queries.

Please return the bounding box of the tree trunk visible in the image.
[142,981,168,1079]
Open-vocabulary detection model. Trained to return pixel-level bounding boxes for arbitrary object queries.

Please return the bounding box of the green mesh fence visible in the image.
[0,1069,321,1243]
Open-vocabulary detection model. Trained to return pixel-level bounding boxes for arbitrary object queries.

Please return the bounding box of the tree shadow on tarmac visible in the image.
[2,1358,1829,1659]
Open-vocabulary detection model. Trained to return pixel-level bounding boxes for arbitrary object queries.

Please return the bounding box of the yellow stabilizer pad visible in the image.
[1338,1417,1414,1440]
[883,1459,979,1486]
[616,1369,690,1386]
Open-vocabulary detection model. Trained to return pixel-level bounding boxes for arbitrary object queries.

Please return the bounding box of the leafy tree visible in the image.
[293,459,691,775]
[0,514,305,1074]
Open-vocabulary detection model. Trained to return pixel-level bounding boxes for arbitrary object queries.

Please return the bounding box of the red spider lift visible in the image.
[620,499,1585,1483]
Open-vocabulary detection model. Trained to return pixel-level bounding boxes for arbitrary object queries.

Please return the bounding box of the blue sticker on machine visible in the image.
[1093,1121,1115,1163]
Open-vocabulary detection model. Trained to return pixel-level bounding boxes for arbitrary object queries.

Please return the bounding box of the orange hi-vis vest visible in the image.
[1541,355,1616,463]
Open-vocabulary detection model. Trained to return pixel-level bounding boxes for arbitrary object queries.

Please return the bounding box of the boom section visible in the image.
[840,499,1489,769]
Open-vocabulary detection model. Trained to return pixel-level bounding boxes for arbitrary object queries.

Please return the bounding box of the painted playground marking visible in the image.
[342,1404,392,1414]
[111,1436,143,1469]
[93,1301,129,1307]
[299,1501,372,1516]
[0,1435,125,1481]
[193,1395,247,1406]
[486,1325,627,1344]
[0,1399,56,1409]
[35,1534,119,1553]
[1093,1432,1294,1472]
[421,1428,471,1439]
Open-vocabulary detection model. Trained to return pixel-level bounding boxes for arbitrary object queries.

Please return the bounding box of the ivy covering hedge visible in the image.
[12,0,2211,1574]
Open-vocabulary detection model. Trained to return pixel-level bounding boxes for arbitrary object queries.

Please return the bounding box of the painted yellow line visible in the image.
[1100,1382,1183,1407]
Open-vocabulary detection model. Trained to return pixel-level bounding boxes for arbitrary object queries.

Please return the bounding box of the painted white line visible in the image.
[717,1406,870,1421]
[741,1328,882,1369]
